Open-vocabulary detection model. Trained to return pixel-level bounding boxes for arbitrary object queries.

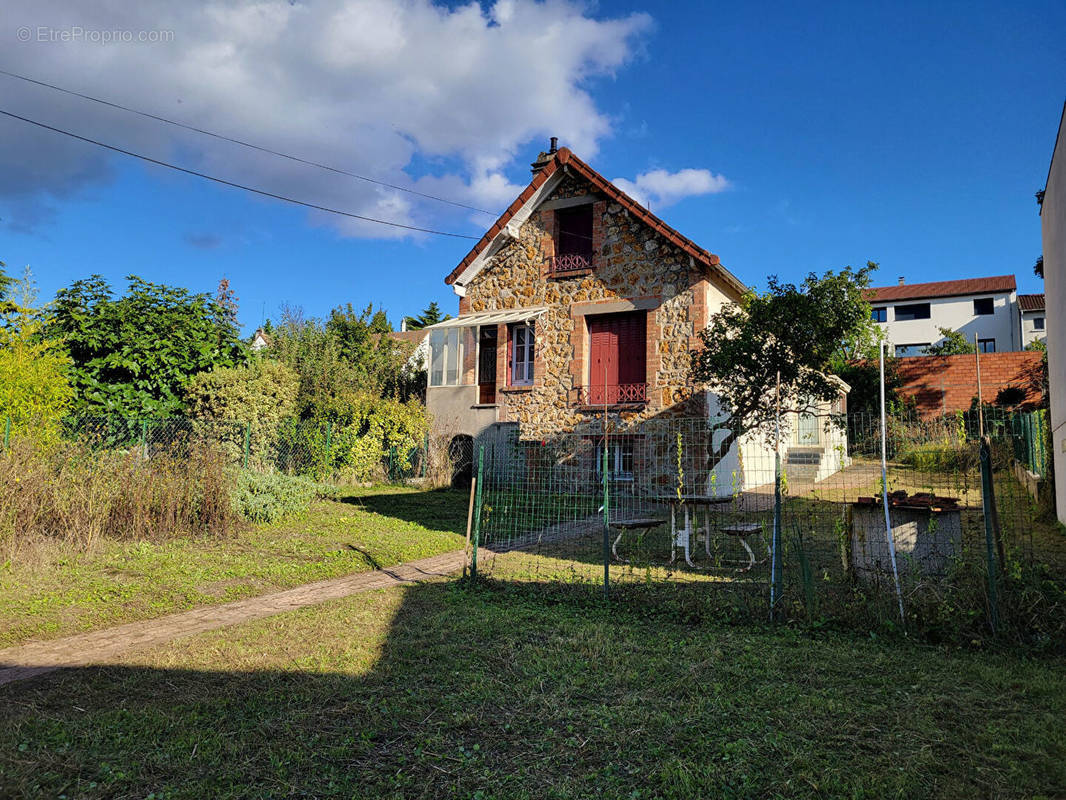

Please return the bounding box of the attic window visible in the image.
[548,205,594,276]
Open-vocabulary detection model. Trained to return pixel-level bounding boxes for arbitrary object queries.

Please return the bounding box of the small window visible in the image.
[556,205,593,257]
[871,307,887,323]
[894,343,928,357]
[509,323,535,386]
[978,338,996,353]
[973,297,994,315]
[593,438,635,480]
[1034,317,1045,331]
[894,303,931,321]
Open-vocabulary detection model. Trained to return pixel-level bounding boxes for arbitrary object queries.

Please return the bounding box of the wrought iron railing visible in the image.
[546,251,593,276]
[571,383,648,406]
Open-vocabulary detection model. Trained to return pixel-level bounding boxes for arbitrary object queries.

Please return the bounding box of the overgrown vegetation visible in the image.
[0,436,237,557]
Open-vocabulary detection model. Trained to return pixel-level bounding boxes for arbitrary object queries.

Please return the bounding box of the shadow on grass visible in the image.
[339,487,470,535]
[2,579,1065,799]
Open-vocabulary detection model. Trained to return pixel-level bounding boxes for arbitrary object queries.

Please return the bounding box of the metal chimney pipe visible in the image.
[549,136,558,154]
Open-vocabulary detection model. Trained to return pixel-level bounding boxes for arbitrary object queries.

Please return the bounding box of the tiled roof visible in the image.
[1019,293,1045,311]
[445,147,729,288]
[865,275,1016,303]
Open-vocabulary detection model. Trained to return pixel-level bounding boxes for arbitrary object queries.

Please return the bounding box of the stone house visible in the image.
[425,142,848,491]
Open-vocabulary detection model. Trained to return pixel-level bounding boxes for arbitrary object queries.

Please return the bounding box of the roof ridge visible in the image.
[444,147,736,293]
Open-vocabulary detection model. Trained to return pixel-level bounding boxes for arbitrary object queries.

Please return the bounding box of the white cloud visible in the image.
[0,0,652,236]
[612,168,730,209]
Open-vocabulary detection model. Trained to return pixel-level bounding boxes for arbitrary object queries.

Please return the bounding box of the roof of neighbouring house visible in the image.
[865,275,1017,303]
[444,146,746,297]
[387,329,430,344]
[1019,293,1045,311]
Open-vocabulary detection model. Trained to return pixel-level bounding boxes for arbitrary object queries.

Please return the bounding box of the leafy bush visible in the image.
[184,359,299,469]
[232,471,336,523]
[899,441,977,472]
[0,319,74,442]
[279,395,429,482]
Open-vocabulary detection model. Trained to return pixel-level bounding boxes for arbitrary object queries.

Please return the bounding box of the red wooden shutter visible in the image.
[587,312,645,404]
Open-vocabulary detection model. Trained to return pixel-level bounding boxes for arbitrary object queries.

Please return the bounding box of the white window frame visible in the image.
[428,327,470,387]
[510,323,535,386]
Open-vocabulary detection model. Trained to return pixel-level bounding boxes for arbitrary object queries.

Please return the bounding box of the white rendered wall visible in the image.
[1042,110,1066,525]
[1020,309,1047,348]
[872,291,1019,353]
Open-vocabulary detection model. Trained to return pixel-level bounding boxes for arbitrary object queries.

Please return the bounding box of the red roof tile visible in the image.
[865,275,1016,303]
[1019,293,1045,311]
[445,147,725,287]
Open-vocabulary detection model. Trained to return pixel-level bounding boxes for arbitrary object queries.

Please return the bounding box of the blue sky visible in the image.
[2,0,1063,334]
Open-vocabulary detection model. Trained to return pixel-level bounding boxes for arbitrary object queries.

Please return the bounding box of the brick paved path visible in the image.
[0,549,466,688]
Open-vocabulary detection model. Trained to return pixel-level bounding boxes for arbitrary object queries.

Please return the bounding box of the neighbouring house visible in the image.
[865,275,1021,355]
[1019,293,1047,348]
[424,142,849,491]
[386,328,430,380]
[1039,100,1065,524]
[892,352,1046,418]
[250,328,273,351]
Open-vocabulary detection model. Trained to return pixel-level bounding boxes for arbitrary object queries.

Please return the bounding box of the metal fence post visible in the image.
[979,437,1000,634]
[602,445,610,600]
[140,419,148,460]
[2,416,10,450]
[325,421,332,459]
[471,445,485,581]
[242,422,251,469]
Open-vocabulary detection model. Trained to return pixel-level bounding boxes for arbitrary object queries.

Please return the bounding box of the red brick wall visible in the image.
[894,352,1045,417]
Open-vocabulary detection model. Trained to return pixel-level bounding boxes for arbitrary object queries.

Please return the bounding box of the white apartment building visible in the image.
[866,275,1020,355]
[1019,293,1047,347]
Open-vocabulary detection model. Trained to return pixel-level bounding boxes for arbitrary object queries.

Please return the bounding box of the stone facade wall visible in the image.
[462,175,733,438]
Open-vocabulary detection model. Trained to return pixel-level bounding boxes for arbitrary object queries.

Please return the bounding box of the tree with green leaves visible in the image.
[0,268,74,440]
[691,263,878,468]
[923,327,976,356]
[47,275,246,417]
[403,301,451,330]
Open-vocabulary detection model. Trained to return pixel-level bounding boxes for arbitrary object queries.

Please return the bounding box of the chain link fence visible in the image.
[0,414,437,485]
[466,406,1064,644]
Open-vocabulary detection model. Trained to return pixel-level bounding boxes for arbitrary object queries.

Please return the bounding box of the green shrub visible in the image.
[280,395,428,482]
[899,441,977,472]
[232,471,336,523]
[0,319,75,442]
[185,359,298,469]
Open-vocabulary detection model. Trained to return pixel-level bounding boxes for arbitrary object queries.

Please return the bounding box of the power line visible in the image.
[0,107,480,240]
[0,67,499,217]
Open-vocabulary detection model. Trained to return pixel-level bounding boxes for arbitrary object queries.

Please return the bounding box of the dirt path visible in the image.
[0,549,466,688]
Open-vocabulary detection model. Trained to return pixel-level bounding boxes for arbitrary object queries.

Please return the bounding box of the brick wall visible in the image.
[895,352,1045,417]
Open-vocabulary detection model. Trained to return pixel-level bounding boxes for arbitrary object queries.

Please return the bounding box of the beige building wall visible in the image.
[1042,103,1066,524]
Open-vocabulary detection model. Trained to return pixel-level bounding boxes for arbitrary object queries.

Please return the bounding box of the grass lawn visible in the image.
[0,486,467,648]
[1,580,1063,799]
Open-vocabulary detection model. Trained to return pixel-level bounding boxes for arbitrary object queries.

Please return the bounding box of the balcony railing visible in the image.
[571,383,648,407]
[546,251,594,277]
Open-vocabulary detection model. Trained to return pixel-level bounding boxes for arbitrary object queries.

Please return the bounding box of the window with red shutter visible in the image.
[586,312,646,405]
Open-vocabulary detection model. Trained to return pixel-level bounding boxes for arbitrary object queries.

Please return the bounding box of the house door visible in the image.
[588,312,646,404]
[797,411,820,445]
[478,326,497,404]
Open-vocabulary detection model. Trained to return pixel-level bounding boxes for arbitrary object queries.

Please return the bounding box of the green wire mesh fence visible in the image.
[466,409,1064,642]
[30,414,434,485]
